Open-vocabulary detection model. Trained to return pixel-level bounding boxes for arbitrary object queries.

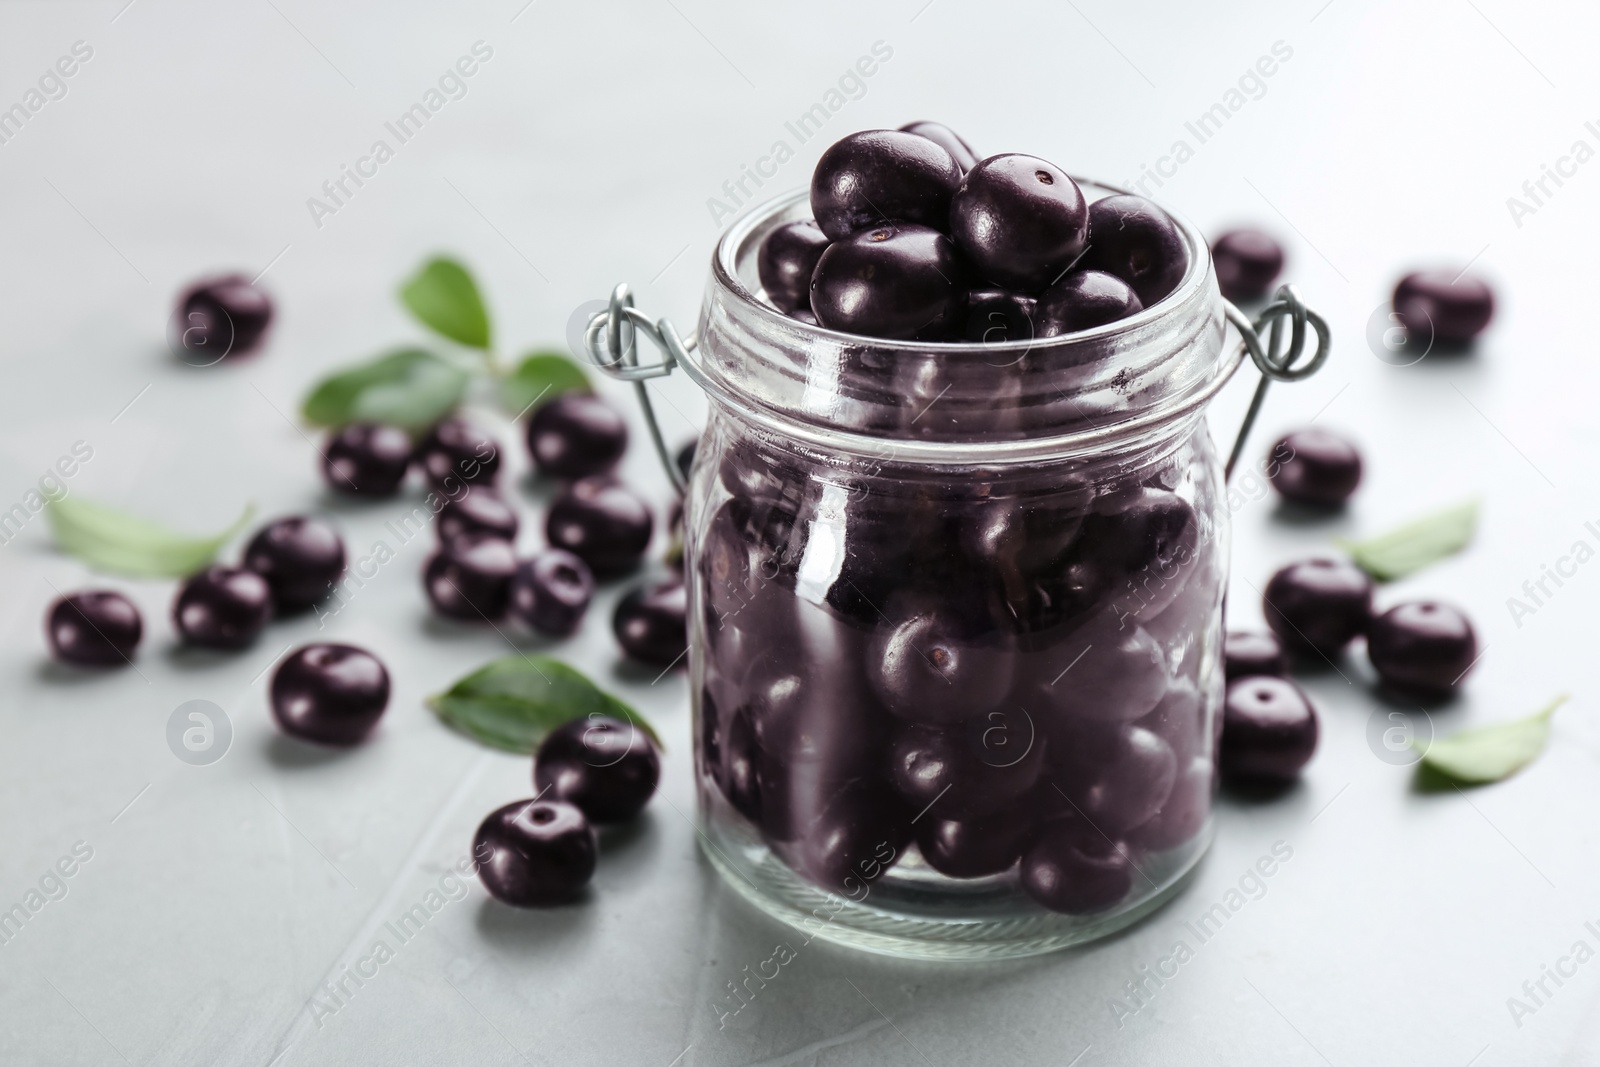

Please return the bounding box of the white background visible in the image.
[0,0,1596,1063]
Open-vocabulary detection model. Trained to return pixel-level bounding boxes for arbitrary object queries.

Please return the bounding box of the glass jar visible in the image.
[679,184,1238,960]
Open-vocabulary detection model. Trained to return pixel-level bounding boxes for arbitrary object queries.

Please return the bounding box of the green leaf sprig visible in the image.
[1339,499,1479,581]
[45,495,254,577]
[427,654,660,754]
[1417,695,1567,785]
[301,347,468,432]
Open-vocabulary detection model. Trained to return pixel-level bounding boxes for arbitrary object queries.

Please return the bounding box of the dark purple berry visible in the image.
[809,223,965,340]
[244,516,346,613]
[964,288,1037,343]
[1393,270,1495,344]
[1366,601,1477,696]
[545,477,653,578]
[867,595,1016,725]
[898,120,978,171]
[509,549,594,636]
[1020,816,1132,914]
[1221,676,1318,782]
[1262,557,1374,658]
[1210,229,1284,303]
[474,799,597,907]
[758,220,831,314]
[323,423,412,497]
[176,274,273,359]
[789,307,820,326]
[1078,487,1199,622]
[415,418,501,490]
[915,807,1033,878]
[1036,269,1143,335]
[675,439,698,486]
[886,718,1044,820]
[270,643,390,745]
[809,129,962,240]
[790,781,912,890]
[534,714,660,823]
[612,581,687,667]
[1078,195,1187,307]
[1268,428,1362,508]
[1057,722,1178,834]
[423,533,516,620]
[436,488,519,544]
[1045,615,1171,724]
[46,591,141,667]
[1127,756,1211,852]
[1224,630,1288,682]
[950,154,1088,292]
[173,566,272,649]
[526,394,627,479]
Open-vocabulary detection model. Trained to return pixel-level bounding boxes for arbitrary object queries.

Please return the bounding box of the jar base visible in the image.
[700,815,1214,962]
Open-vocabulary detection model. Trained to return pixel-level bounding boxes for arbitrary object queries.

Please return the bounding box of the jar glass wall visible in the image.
[681,185,1234,960]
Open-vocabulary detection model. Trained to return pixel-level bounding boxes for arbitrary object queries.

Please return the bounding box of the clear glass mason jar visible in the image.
[680,183,1235,960]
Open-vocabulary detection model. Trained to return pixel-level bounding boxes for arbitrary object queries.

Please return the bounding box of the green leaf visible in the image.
[427,655,661,754]
[1339,499,1480,581]
[300,348,468,432]
[499,350,592,417]
[1417,695,1567,785]
[46,495,255,578]
[399,257,491,349]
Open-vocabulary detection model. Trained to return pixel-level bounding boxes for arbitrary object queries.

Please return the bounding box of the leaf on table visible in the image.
[499,350,592,417]
[1416,695,1568,785]
[300,347,468,432]
[45,494,255,578]
[399,256,491,349]
[1339,499,1479,581]
[427,654,660,754]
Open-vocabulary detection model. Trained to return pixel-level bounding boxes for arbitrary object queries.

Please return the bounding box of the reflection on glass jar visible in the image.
[683,184,1233,960]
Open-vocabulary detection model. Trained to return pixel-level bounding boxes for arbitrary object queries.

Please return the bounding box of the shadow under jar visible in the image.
[682,185,1233,960]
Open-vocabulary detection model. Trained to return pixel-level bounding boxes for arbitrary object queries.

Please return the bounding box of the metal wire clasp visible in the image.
[579,281,1331,491]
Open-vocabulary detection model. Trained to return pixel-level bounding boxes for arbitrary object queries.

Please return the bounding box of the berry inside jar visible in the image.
[687,123,1228,957]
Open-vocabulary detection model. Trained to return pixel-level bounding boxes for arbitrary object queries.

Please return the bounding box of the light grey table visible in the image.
[2,1,1596,1063]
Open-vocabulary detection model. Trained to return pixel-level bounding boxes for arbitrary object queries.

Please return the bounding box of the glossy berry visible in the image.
[612,581,687,667]
[46,591,142,667]
[526,394,627,479]
[1366,601,1478,696]
[810,129,962,240]
[173,566,273,649]
[534,715,661,823]
[1210,229,1284,303]
[436,488,519,544]
[1020,816,1132,914]
[964,288,1037,344]
[950,154,1088,292]
[792,781,912,889]
[898,120,978,171]
[1078,194,1187,307]
[323,423,412,497]
[1049,618,1170,724]
[546,477,653,577]
[758,220,831,314]
[886,719,1044,820]
[916,807,1034,878]
[244,516,346,613]
[1127,756,1211,852]
[473,799,597,907]
[1220,676,1319,782]
[1060,722,1178,834]
[415,418,500,490]
[423,533,516,620]
[176,275,273,359]
[1081,487,1200,622]
[809,223,965,340]
[1392,270,1495,344]
[509,549,594,636]
[1268,428,1362,508]
[270,643,390,745]
[1036,270,1144,336]
[867,596,1016,725]
[1263,557,1373,657]
[1224,630,1288,682]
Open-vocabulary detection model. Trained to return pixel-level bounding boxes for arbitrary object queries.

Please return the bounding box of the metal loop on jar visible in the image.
[1221,284,1333,480]
[582,284,692,493]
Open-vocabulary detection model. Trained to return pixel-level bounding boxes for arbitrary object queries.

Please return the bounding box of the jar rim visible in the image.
[683,184,1244,464]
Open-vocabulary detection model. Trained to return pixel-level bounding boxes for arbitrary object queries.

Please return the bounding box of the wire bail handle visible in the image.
[580,281,1330,491]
